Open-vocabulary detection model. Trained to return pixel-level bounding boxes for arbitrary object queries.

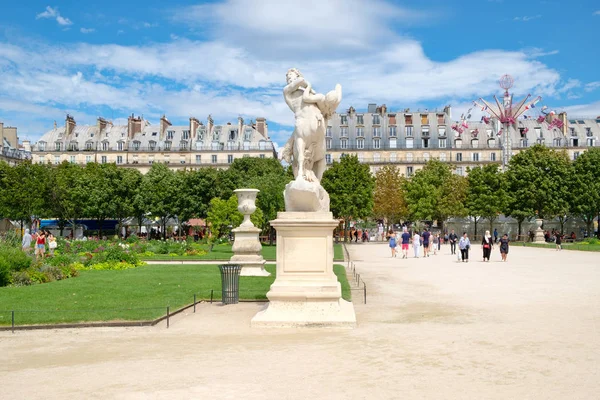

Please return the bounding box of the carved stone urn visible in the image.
[230,189,270,276]
[533,218,545,243]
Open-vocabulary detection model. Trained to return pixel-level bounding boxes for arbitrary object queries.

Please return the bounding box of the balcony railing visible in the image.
[33,143,274,153]
[1,148,32,160]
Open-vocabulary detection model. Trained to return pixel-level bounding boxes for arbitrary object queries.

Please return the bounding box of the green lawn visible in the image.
[0,264,350,326]
[520,242,600,252]
[141,243,345,261]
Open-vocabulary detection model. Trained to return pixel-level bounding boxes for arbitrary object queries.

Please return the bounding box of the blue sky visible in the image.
[0,0,598,147]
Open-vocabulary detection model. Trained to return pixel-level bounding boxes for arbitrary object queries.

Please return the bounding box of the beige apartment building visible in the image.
[325,104,600,176]
[29,114,277,173]
[0,122,31,166]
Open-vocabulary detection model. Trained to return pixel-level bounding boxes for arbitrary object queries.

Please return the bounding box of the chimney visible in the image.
[255,117,267,139]
[22,140,31,152]
[189,117,200,140]
[207,115,214,138]
[97,117,108,135]
[160,115,172,138]
[379,104,387,116]
[65,114,76,137]
[443,105,452,119]
[127,114,142,140]
[558,112,568,136]
[237,117,244,138]
[347,106,355,116]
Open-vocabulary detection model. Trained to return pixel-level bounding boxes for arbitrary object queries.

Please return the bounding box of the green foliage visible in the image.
[466,164,508,230]
[321,154,375,227]
[140,163,181,239]
[571,148,600,235]
[373,165,408,226]
[207,195,263,239]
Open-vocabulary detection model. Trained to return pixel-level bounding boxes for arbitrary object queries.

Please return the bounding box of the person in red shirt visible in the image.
[35,230,46,260]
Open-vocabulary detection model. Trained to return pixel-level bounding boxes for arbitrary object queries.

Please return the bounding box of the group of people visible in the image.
[388,227,511,263]
[21,229,57,260]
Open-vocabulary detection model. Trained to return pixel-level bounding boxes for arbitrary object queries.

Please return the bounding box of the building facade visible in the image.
[0,122,31,165]
[325,104,600,176]
[30,114,277,173]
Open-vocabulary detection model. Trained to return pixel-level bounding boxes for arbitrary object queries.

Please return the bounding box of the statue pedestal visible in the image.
[251,212,356,328]
[533,218,545,243]
[230,227,270,276]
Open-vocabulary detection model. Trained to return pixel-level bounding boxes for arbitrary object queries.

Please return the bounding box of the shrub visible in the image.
[84,260,144,270]
[46,253,78,267]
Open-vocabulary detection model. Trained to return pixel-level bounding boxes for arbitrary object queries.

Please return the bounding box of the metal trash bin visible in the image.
[219,264,242,305]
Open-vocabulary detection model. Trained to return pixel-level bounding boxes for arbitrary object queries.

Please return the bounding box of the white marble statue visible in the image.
[280,68,342,212]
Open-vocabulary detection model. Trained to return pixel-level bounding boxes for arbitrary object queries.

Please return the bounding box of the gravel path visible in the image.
[1,243,599,399]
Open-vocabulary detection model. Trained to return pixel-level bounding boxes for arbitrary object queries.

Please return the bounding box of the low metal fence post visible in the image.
[210,289,214,304]
[166,306,170,329]
[12,310,15,333]
[193,294,196,313]
[363,283,367,304]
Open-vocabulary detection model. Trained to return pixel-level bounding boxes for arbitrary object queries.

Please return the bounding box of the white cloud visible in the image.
[513,15,541,22]
[562,101,600,118]
[36,6,72,26]
[80,27,95,34]
[585,81,600,92]
[594,10,600,16]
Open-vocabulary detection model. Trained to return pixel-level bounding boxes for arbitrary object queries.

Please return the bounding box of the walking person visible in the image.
[34,230,46,261]
[448,229,458,255]
[400,227,411,259]
[22,229,33,253]
[422,228,431,257]
[48,232,57,257]
[412,231,421,258]
[499,233,510,261]
[555,232,562,251]
[432,233,439,255]
[482,230,493,262]
[388,230,397,258]
[458,232,471,263]
[493,228,498,244]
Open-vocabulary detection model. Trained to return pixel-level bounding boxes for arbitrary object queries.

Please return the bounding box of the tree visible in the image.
[141,163,181,239]
[372,165,408,229]
[571,148,600,237]
[206,195,262,240]
[177,168,220,221]
[465,165,508,236]
[48,162,87,236]
[113,168,142,237]
[321,154,375,240]
[404,159,465,230]
[505,145,572,233]
[248,173,287,244]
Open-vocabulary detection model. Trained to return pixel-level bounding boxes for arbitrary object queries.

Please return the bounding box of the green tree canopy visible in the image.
[207,195,262,240]
[140,163,182,239]
[373,165,408,227]
[571,148,600,236]
[466,164,508,234]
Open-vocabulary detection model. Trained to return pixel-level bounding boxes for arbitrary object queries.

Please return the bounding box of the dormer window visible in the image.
[164,141,172,150]
[244,128,252,141]
[167,130,175,140]
[85,141,94,151]
[340,115,348,125]
[197,127,206,141]
[182,130,190,140]
[372,114,380,125]
[535,127,543,139]
[152,132,158,136]
[68,141,78,151]
[213,127,221,141]
[149,141,157,150]
[356,115,364,125]
[55,142,62,151]
[570,127,577,137]
[132,141,141,151]
[38,142,46,151]
[117,141,124,151]
[586,127,592,137]
[229,130,237,141]
[180,140,188,149]
[102,141,109,151]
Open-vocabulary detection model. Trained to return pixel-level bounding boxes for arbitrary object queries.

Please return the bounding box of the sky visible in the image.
[0,0,599,148]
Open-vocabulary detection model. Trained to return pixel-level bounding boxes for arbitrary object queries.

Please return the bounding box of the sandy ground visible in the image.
[1,243,599,399]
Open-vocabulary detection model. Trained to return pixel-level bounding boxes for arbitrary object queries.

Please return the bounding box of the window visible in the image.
[152,132,158,137]
[587,138,595,147]
[84,141,93,151]
[259,154,265,159]
[440,152,447,161]
[586,127,592,137]
[163,155,170,164]
[406,138,414,149]
[456,166,464,176]
[101,156,107,164]
[54,156,60,164]
[490,153,496,161]
[180,140,188,150]
[439,138,447,148]
[183,130,190,140]
[55,142,62,151]
[488,138,496,148]
[472,153,480,162]
[573,151,580,160]
[471,139,479,148]
[422,127,430,137]
[180,158,186,164]
[577,120,585,124]
[535,127,542,138]
[373,153,381,162]
[437,114,445,124]
[228,154,234,164]
[373,138,381,149]
[195,155,201,163]
[340,115,348,125]
[373,127,381,137]
[356,127,364,137]
[356,115,364,125]
[519,127,527,137]
[38,142,46,151]
[148,141,156,151]
[133,141,141,151]
[390,153,397,162]
[421,114,429,125]
[389,138,397,149]
[455,139,462,148]
[213,127,221,141]
[570,127,576,137]
[422,138,430,148]
[211,155,217,163]
[149,156,155,165]
[117,156,123,164]
[68,142,78,151]
[357,138,365,149]
[69,155,76,164]
[389,126,397,137]
[229,130,237,141]
[86,155,92,163]
[404,114,413,125]
[326,138,332,149]
[326,154,332,164]
[341,139,348,149]
[405,126,413,137]
[167,130,174,140]
[341,127,348,137]
[423,152,430,162]
[372,114,380,125]
[406,153,413,162]
[572,138,579,147]
[326,127,332,137]
[102,141,109,151]
[456,153,463,162]
[553,138,562,147]
[438,126,446,137]
[486,129,493,138]
[520,139,528,147]
[406,166,413,177]
[117,141,124,151]
[164,141,172,150]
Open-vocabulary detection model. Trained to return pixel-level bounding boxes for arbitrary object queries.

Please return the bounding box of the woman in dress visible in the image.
[388,230,397,258]
[481,230,493,262]
[458,232,471,263]
[412,231,421,258]
[499,233,510,262]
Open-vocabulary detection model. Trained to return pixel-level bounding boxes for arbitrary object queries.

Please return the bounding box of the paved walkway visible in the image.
[1,244,599,399]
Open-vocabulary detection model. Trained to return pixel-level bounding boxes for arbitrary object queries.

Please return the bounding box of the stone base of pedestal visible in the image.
[534,228,545,243]
[233,260,270,276]
[250,211,356,328]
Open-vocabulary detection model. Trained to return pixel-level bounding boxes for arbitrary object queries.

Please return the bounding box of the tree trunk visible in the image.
[20,220,24,238]
[162,219,167,240]
[473,217,478,238]
[517,218,523,239]
[269,225,274,246]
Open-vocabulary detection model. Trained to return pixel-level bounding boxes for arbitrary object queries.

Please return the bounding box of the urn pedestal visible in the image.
[251,211,356,328]
[533,218,545,243]
[231,189,270,277]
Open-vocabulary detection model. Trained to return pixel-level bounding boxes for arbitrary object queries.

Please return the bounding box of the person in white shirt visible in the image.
[412,231,421,258]
[22,229,32,252]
